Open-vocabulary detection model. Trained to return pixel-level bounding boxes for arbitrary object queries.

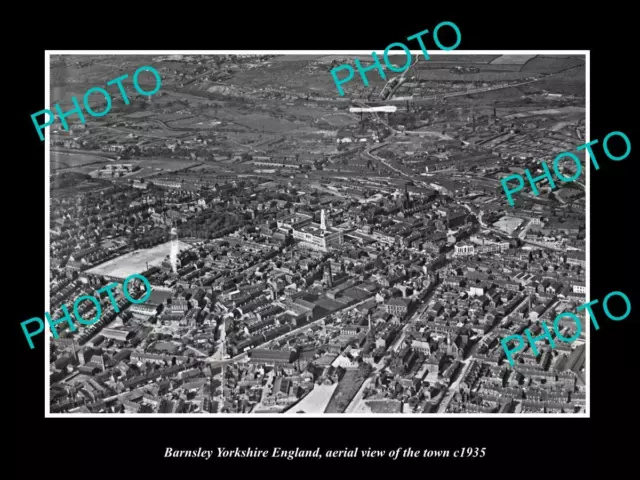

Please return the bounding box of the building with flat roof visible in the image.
[277,213,313,231]
[129,287,170,317]
[249,349,295,365]
[280,210,344,252]
[493,216,524,235]
[101,328,135,342]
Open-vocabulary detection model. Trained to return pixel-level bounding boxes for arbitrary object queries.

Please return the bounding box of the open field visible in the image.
[86,240,192,280]
[50,151,114,171]
[51,54,175,87]
[135,128,187,138]
[227,59,351,94]
[447,85,540,104]
[415,69,535,82]
[519,65,586,96]
[503,106,585,120]
[420,54,501,64]
[124,111,158,119]
[272,55,326,62]
[309,54,498,65]
[50,175,111,196]
[521,56,585,73]
[127,157,201,171]
[321,113,359,126]
[50,85,100,104]
[227,113,304,133]
[490,54,537,64]
[166,115,219,129]
[276,103,334,121]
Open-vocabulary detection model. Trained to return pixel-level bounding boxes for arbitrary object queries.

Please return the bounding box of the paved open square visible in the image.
[86,240,192,280]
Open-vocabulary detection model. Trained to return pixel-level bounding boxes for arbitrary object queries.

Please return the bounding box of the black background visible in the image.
[11,7,635,477]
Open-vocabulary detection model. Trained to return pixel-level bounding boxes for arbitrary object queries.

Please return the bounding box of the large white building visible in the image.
[455,241,476,256]
[277,210,343,252]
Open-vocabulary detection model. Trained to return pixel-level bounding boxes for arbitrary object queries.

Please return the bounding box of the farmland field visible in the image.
[315,54,501,64]
[519,65,586,95]
[521,56,585,73]
[426,54,501,63]
[490,54,537,64]
[415,69,534,82]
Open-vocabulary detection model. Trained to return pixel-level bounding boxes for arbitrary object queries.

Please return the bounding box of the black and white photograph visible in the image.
[14,9,640,478]
[46,51,588,416]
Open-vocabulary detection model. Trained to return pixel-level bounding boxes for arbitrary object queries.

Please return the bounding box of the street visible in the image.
[436,357,473,413]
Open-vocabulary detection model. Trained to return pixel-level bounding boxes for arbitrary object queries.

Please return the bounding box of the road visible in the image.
[436,357,473,413]
[517,218,533,240]
[343,277,444,414]
[249,370,276,413]
[521,238,564,252]
[348,286,466,415]
[436,302,522,413]
[350,103,409,177]
[365,145,410,178]
[390,295,435,354]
